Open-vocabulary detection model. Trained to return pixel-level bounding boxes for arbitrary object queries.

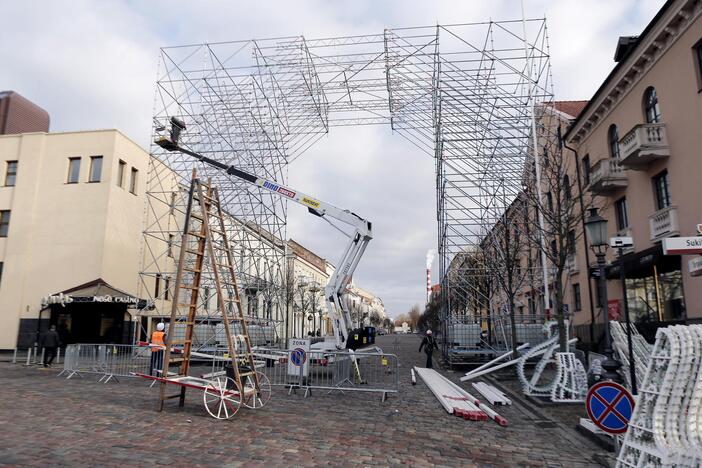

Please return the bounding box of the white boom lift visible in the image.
[155,117,372,351]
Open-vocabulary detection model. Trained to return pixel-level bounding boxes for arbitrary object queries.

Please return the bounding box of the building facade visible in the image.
[563,0,702,341]
[0,91,50,135]
[0,130,151,349]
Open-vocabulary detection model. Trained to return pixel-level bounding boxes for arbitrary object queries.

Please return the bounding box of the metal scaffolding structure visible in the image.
[139,19,555,353]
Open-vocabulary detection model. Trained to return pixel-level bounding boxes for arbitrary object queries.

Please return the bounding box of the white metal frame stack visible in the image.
[471,382,512,405]
[550,352,588,403]
[616,324,702,468]
[610,321,652,392]
[414,367,509,426]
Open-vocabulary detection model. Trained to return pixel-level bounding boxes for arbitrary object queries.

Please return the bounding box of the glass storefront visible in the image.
[625,268,685,322]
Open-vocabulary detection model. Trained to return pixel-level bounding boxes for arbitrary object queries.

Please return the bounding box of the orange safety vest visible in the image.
[150,330,165,351]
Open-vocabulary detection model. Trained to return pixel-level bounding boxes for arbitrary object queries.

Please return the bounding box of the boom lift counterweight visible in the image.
[155,117,373,351]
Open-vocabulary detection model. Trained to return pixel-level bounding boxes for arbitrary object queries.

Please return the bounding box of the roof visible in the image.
[551,101,589,119]
[58,278,137,298]
[288,239,327,272]
[564,0,675,140]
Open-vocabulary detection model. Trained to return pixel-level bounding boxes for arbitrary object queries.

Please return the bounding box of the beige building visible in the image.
[0,129,151,349]
[286,239,333,340]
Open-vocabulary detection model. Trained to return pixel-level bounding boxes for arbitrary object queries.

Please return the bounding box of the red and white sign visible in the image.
[608,300,621,321]
[662,237,702,255]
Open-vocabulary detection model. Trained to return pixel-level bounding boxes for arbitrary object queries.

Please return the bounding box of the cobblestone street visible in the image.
[0,335,604,467]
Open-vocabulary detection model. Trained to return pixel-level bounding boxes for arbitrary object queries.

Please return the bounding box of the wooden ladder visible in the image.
[158,170,262,410]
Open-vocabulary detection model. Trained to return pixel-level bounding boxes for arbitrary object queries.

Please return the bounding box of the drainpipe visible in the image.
[559,126,597,347]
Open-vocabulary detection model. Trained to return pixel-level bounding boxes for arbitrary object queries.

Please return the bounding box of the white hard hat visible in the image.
[426,330,432,335]
[156,323,165,331]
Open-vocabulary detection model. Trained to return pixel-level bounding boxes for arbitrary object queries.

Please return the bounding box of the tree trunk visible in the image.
[509,297,519,359]
[554,271,567,352]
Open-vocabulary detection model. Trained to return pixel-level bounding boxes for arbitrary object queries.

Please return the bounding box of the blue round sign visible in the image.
[290,347,307,367]
[586,381,635,434]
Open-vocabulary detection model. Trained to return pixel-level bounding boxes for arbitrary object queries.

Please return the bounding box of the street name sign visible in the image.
[662,237,702,255]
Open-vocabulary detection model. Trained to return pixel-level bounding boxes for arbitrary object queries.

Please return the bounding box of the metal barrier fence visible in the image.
[250,348,400,401]
[11,347,62,366]
[58,344,399,400]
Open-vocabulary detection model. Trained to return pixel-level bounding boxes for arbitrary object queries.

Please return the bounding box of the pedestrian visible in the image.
[40,325,61,368]
[419,329,437,368]
[150,322,167,376]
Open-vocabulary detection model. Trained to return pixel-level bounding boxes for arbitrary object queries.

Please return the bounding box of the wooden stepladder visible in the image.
[158,169,270,416]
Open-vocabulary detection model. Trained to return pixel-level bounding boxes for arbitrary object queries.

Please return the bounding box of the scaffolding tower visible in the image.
[140,19,555,356]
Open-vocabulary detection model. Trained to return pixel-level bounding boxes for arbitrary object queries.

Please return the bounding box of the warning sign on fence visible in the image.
[287,338,310,378]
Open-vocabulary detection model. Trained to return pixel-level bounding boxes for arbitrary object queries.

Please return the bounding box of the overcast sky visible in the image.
[2,0,664,317]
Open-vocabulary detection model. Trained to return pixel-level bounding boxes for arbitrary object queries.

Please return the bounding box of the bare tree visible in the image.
[483,189,531,358]
[407,305,421,332]
[524,108,593,351]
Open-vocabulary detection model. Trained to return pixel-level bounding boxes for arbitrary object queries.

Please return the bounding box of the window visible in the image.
[615,197,629,230]
[203,287,210,311]
[167,234,174,258]
[550,239,557,257]
[608,125,620,159]
[164,276,170,300]
[5,161,17,186]
[563,175,571,199]
[117,160,126,188]
[0,262,3,287]
[67,158,81,183]
[129,168,138,194]
[643,87,661,123]
[154,274,161,298]
[542,147,549,168]
[567,230,576,254]
[546,192,553,212]
[696,40,702,90]
[89,156,103,183]
[572,284,582,311]
[652,170,671,210]
[582,155,591,186]
[0,211,10,237]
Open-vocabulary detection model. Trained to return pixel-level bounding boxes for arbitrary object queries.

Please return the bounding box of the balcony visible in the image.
[619,123,670,170]
[588,158,628,194]
[649,205,679,241]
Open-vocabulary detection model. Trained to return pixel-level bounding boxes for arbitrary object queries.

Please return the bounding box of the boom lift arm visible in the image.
[155,117,372,350]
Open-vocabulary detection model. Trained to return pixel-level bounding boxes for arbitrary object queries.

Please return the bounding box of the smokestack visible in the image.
[426,249,435,303]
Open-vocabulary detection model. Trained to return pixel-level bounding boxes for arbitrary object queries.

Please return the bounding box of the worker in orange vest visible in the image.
[150,322,167,376]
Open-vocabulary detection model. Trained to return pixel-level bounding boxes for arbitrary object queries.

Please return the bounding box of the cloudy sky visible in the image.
[3,0,664,317]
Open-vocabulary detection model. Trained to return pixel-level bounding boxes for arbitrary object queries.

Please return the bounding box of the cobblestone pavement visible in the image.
[0,335,605,467]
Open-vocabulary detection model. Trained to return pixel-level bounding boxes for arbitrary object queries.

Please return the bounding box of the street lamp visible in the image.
[584,208,622,383]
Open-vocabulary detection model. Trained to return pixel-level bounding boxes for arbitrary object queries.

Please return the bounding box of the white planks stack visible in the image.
[472,381,512,405]
[414,367,508,426]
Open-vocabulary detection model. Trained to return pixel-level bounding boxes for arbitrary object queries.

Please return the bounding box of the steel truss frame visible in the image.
[140,19,555,353]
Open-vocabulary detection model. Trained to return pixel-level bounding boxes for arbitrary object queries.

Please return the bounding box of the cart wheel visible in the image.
[203,376,241,420]
[242,371,272,409]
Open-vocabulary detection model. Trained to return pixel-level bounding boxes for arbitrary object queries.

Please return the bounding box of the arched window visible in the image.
[608,124,620,159]
[643,86,661,123]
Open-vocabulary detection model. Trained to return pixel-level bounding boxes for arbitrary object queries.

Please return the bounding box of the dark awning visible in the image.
[41,278,147,308]
[603,244,680,279]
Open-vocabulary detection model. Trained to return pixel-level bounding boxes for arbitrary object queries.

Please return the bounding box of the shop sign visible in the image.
[662,237,702,255]
[92,295,140,304]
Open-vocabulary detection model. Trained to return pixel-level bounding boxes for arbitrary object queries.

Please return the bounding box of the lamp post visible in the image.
[584,208,623,383]
[308,281,321,337]
[616,244,637,394]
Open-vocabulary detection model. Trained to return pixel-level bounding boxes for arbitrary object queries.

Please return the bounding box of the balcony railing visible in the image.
[588,158,627,193]
[619,123,670,170]
[649,205,679,241]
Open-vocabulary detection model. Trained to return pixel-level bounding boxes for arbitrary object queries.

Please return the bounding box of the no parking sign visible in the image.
[287,338,310,378]
[586,381,635,434]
